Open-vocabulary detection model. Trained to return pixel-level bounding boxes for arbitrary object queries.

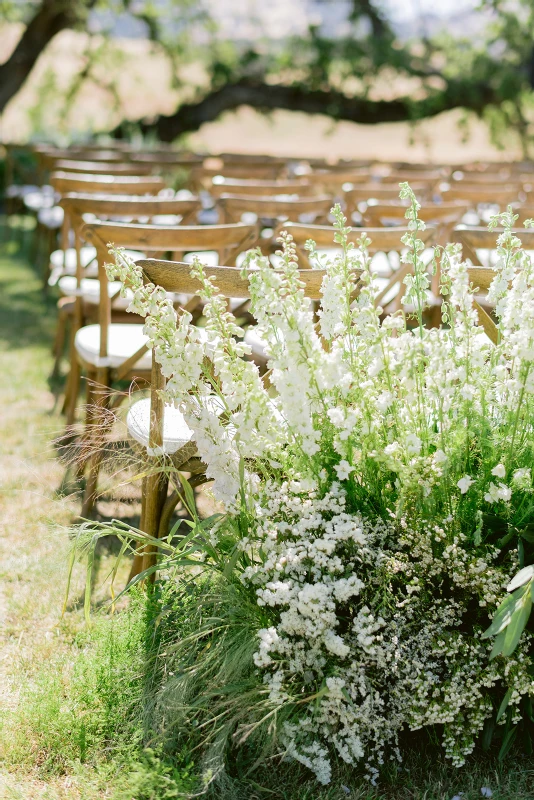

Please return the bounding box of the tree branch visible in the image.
[115,77,502,142]
[0,0,96,114]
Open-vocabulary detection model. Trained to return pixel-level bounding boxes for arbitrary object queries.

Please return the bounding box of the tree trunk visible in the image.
[114,78,500,142]
[0,0,95,114]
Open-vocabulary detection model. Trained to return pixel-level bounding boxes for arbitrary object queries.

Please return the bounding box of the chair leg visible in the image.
[81,367,110,518]
[141,471,169,579]
[51,300,73,380]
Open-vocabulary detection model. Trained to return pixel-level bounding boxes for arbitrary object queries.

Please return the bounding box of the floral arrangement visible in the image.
[104,186,534,785]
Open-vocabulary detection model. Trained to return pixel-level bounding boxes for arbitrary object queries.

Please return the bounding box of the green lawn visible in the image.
[1,224,534,799]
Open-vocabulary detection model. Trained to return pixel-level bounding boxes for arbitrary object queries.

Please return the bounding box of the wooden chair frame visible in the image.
[75,221,260,516]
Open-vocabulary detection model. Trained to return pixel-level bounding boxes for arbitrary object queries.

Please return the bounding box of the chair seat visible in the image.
[74,323,152,370]
[58,276,133,308]
[127,393,224,457]
[49,247,144,286]
[127,398,194,455]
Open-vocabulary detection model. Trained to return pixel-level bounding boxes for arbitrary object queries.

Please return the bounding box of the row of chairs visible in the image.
[4,143,528,573]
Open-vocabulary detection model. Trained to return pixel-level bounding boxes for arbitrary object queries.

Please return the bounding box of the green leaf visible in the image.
[502,596,532,656]
[519,524,534,543]
[481,715,496,751]
[498,726,517,761]
[490,629,507,660]
[482,587,528,639]
[518,538,525,568]
[508,565,534,592]
[223,545,241,579]
[497,688,513,722]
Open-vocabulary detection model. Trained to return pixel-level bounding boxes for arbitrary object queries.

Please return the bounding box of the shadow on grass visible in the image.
[0,242,58,352]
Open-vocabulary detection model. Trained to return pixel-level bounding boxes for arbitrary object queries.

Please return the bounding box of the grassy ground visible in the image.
[1,224,534,799]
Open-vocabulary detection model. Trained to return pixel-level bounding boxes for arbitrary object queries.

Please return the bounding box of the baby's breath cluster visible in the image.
[107,190,534,783]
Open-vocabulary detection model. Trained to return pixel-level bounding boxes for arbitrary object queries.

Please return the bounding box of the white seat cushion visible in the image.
[58,276,133,308]
[127,394,225,456]
[127,398,194,455]
[49,247,144,286]
[74,324,152,370]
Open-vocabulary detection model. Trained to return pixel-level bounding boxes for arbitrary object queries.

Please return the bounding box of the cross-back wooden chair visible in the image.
[362,202,470,245]
[274,220,437,315]
[343,183,431,220]
[126,258,338,580]
[210,178,316,199]
[73,220,259,517]
[45,171,168,286]
[453,227,534,339]
[452,226,534,268]
[53,193,203,396]
[217,194,333,227]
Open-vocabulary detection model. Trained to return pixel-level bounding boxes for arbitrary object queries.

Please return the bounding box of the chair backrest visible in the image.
[362,201,469,244]
[138,258,328,300]
[81,220,260,359]
[217,194,333,225]
[50,171,166,196]
[59,192,203,271]
[276,221,437,310]
[343,183,431,218]
[442,184,522,206]
[53,159,155,176]
[453,226,534,267]
[210,178,316,198]
[189,163,285,189]
[301,169,373,188]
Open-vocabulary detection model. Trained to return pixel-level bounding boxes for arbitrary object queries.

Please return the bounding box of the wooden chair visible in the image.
[53,193,203,399]
[362,202,469,245]
[275,220,437,315]
[45,172,168,287]
[343,183,431,220]
[453,226,534,338]
[125,258,335,580]
[73,221,259,517]
[217,194,333,227]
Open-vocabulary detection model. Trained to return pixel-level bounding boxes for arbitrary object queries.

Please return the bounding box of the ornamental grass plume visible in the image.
[88,186,534,786]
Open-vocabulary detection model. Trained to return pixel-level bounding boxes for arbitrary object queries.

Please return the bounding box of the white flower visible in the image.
[334,460,354,481]
[457,475,474,494]
[491,464,506,478]
[512,467,531,489]
[480,789,492,798]
[433,449,448,465]
[484,482,512,504]
[405,433,422,455]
